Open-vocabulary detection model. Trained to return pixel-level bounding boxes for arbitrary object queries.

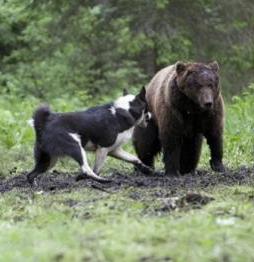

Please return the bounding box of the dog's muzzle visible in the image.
[138,112,152,128]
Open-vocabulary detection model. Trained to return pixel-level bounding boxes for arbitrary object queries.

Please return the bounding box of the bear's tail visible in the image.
[33,105,51,139]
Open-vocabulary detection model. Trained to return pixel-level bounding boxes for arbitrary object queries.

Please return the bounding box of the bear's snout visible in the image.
[198,88,214,110]
[204,101,213,109]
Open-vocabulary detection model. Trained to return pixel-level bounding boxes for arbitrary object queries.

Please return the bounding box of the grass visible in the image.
[0,186,254,261]
[0,86,253,261]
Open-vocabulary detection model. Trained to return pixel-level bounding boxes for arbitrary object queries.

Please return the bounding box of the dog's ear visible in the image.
[137,86,146,101]
[123,88,129,96]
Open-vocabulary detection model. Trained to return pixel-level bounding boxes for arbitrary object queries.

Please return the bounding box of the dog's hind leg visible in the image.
[93,148,108,174]
[27,148,52,186]
[68,133,110,182]
[109,147,153,174]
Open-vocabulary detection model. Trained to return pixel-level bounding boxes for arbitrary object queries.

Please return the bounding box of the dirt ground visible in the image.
[0,167,253,212]
[0,166,253,194]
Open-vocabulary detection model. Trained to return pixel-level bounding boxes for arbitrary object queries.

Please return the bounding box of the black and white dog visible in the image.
[27,87,152,185]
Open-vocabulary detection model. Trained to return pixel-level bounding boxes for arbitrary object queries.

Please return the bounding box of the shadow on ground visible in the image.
[0,167,253,194]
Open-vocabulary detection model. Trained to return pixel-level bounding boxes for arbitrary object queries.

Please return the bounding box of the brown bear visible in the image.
[133,61,225,176]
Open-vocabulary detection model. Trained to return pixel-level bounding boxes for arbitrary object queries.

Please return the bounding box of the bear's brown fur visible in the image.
[133,61,225,175]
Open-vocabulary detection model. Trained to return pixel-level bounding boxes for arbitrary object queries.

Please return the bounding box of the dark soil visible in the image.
[0,166,253,194]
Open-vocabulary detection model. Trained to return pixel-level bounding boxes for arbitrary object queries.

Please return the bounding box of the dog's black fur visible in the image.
[27,87,152,185]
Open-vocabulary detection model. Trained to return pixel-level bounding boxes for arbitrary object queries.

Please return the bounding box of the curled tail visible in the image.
[33,105,51,139]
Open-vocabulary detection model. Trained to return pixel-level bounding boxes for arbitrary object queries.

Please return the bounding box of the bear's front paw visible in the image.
[210,160,225,173]
[27,175,39,187]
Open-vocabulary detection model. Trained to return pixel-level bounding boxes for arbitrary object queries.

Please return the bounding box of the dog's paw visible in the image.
[134,162,154,175]
[90,174,112,183]
[76,173,112,183]
[75,174,88,181]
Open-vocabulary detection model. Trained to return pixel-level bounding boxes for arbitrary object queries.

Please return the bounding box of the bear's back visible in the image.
[146,64,176,121]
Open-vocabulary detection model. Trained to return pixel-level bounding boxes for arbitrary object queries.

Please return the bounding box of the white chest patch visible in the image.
[108,127,134,151]
[114,94,135,111]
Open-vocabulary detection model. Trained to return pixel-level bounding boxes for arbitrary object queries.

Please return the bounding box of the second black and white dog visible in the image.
[27,87,152,185]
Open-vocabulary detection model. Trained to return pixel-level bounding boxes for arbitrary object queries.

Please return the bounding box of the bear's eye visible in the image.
[208,84,213,88]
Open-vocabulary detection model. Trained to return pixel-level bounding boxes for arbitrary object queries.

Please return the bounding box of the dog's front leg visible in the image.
[93,148,108,174]
[109,147,153,174]
[76,146,110,183]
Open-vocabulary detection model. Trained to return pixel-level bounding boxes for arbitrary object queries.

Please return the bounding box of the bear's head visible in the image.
[175,61,220,111]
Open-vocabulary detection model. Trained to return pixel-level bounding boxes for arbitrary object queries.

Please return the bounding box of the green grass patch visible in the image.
[0,186,254,261]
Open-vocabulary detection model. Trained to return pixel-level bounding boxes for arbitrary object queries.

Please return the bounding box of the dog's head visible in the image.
[114,86,151,127]
[129,87,151,127]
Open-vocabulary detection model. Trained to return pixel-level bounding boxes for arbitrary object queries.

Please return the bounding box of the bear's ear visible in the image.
[137,86,146,101]
[176,61,187,75]
[209,61,219,73]
[123,88,129,96]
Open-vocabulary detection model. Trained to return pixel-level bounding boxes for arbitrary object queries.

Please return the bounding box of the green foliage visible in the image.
[0,95,80,149]
[224,85,254,166]
[0,0,254,99]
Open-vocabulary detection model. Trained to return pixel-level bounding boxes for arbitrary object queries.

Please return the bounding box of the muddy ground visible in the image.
[0,167,253,212]
[0,166,253,194]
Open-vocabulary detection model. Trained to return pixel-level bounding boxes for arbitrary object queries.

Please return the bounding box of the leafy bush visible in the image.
[224,85,254,166]
[0,0,254,99]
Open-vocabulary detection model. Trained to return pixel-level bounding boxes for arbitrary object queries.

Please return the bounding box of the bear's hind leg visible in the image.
[179,134,203,174]
[133,118,161,168]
